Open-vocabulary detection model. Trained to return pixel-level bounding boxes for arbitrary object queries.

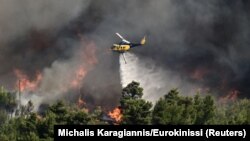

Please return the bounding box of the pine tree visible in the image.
[121,81,152,124]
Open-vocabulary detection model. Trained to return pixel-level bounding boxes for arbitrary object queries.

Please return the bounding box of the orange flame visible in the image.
[13,35,98,94]
[70,35,98,89]
[219,89,239,103]
[191,67,209,81]
[108,107,122,123]
[77,96,86,108]
[14,69,42,92]
[225,90,239,101]
[83,43,98,65]
[71,67,87,88]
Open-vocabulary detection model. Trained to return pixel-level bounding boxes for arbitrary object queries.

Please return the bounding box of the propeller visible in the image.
[116,33,130,44]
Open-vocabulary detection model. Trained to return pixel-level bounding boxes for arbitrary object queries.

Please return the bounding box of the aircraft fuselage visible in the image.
[111,44,131,53]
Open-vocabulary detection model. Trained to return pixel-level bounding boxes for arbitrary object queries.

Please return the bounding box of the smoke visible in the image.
[102,0,249,100]
[0,0,90,43]
[119,53,199,103]
[101,0,250,99]
[0,0,250,110]
[0,0,91,88]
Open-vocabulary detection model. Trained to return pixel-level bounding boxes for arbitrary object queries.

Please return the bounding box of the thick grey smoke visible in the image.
[0,0,89,43]
[81,0,250,100]
[0,0,250,110]
[0,0,90,88]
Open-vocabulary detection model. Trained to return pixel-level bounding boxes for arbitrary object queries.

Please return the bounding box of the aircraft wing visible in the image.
[116,33,130,44]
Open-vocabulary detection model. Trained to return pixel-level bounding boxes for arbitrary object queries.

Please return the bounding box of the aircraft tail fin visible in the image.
[140,36,146,45]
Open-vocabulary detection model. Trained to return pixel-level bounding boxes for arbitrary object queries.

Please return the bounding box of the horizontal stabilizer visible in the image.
[140,36,146,45]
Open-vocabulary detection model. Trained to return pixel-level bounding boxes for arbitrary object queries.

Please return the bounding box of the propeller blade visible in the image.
[116,33,125,40]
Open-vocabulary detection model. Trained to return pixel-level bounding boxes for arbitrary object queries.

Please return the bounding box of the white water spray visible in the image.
[119,52,199,103]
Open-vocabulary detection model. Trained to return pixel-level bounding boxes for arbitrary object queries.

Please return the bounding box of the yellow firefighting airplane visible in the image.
[111,33,146,63]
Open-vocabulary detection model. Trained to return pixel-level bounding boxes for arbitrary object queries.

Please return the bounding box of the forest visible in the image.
[0,81,249,141]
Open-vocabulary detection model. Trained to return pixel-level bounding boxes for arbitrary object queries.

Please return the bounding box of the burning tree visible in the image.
[108,107,122,123]
[14,69,42,92]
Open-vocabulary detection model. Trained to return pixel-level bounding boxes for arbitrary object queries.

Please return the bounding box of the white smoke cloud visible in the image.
[119,53,199,103]
[19,50,84,110]
[19,39,95,109]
